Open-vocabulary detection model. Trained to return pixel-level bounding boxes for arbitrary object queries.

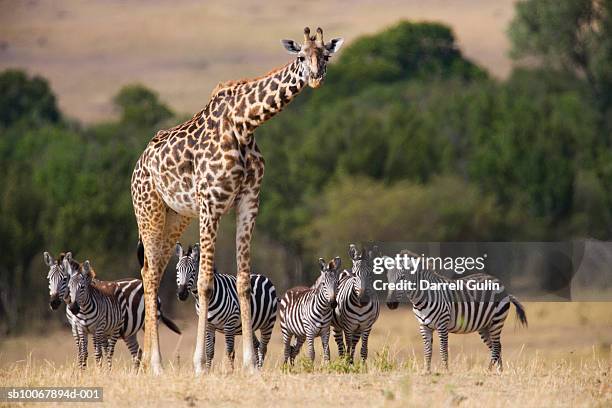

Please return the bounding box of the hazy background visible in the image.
[1,0,612,334]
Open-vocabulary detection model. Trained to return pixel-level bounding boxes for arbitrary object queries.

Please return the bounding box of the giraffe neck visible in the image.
[220,59,307,131]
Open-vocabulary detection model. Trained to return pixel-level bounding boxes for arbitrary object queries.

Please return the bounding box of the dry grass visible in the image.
[1,303,611,407]
[0,0,516,123]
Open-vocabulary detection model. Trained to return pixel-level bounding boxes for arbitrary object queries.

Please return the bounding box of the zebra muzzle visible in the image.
[386,301,399,310]
[177,285,189,301]
[49,295,61,310]
[68,302,80,314]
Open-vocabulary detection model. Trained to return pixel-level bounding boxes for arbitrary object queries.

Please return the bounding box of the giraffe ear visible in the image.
[175,242,183,258]
[281,39,301,54]
[325,38,344,53]
[43,251,54,267]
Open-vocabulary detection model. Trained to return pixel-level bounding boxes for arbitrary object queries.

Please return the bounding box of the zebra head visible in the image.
[348,244,379,305]
[386,250,419,310]
[176,242,198,301]
[64,257,94,315]
[44,251,69,310]
[317,257,341,309]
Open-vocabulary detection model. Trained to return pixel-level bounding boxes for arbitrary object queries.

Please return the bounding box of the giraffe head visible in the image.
[282,27,344,88]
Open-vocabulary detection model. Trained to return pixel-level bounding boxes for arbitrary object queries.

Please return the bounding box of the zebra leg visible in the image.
[252,334,261,368]
[258,326,273,368]
[321,327,331,363]
[360,330,371,363]
[124,334,141,370]
[478,328,492,351]
[291,336,306,363]
[224,330,235,371]
[105,331,120,369]
[333,326,345,357]
[306,334,315,362]
[282,330,293,365]
[206,329,215,370]
[419,325,433,373]
[438,326,449,371]
[488,330,503,371]
[347,332,359,364]
[93,331,105,367]
[77,329,88,369]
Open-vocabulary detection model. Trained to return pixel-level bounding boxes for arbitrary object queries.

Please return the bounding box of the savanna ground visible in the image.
[1,303,610,407]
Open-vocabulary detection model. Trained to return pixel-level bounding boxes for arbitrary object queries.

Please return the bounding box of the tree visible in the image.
[0,69,61,128]
[113,84,174,128]
[509,0,612,114]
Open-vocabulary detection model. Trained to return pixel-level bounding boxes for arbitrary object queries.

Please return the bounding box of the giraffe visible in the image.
[131,27,344,375]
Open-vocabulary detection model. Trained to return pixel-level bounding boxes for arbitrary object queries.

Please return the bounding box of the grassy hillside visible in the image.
[0,0,515,122]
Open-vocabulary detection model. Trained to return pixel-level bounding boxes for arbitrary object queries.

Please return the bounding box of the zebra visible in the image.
[47,251,181,369]
[385,251,528,372]
[279,257,340,365]
[64,258,128,369]
[175,242,277,369]
[331,244,380,364]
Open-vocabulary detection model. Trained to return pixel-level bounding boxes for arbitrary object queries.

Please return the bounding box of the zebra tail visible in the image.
[137,238,144,268]
[160,312,182,335]
[509,295,528,327]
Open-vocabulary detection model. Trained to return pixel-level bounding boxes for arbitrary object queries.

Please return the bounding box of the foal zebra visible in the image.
[386,251,527,372]
[45,251,181,369]
[331,244,380,363]
[175,243,277,369]
[280,257,340,364]
[64,259,127,369]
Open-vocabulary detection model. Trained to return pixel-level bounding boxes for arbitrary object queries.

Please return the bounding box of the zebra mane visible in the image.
[91,279,118,297]
[57,252,82,275]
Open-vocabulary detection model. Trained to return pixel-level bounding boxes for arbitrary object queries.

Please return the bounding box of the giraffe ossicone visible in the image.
[130,27,343,375]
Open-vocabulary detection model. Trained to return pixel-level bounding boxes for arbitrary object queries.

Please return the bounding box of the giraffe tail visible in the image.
[137,238,144,268]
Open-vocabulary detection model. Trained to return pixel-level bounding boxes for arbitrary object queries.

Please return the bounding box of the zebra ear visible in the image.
[43,252,54,267]
[191,244,200,259]
[333,256,342,271]
[82,260,92,277]
[348,244,358,261]
[65,252,73,263]
[318,258,326,271]
[62,258,74,276]
[175,242,183,258]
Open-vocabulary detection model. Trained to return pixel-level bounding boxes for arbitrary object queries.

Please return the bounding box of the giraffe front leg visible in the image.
[235,193,259,371]
[420,325,433,373]
[193,208,219,376]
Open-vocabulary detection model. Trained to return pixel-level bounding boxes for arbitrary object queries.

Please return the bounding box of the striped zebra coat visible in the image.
[331,245,380,363]
[386,252,527,372]
[279,257,340,364]
[175,243,277,369]
[46,251,181,369]
[64,259,127,369]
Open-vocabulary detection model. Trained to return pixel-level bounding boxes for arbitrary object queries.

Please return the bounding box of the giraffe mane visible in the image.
[209,61,294,98]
